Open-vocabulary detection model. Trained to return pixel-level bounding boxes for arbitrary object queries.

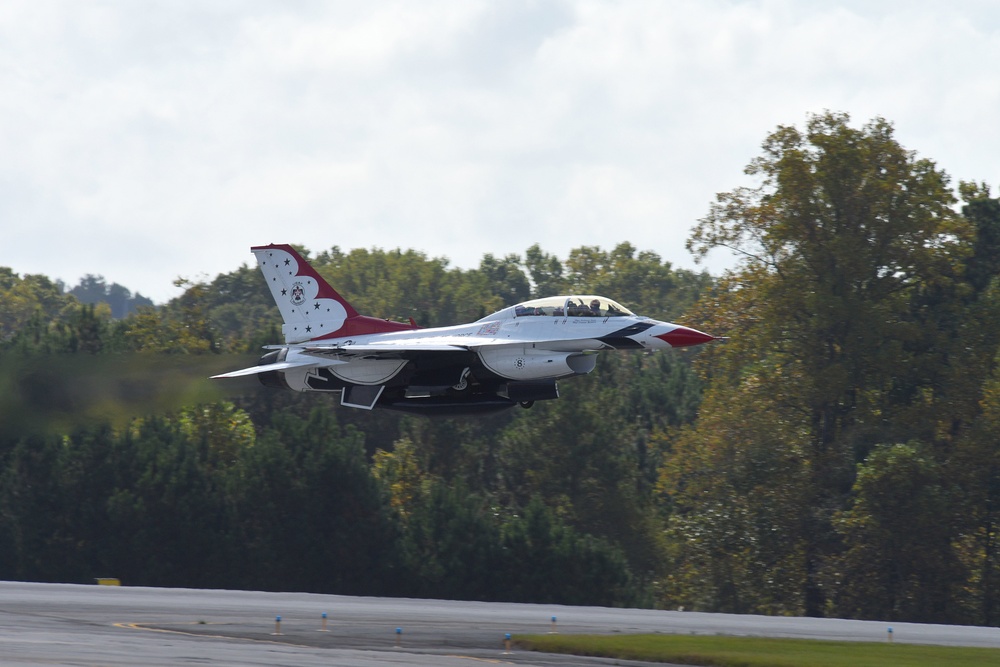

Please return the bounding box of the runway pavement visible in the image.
[1,580,999,666]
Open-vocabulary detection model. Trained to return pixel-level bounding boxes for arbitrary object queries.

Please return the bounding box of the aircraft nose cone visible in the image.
[655,326,716,347]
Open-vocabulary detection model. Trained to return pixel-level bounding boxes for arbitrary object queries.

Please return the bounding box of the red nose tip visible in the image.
[656,326,716,347]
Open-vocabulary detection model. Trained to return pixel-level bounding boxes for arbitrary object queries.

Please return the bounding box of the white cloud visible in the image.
[1,0,999,302]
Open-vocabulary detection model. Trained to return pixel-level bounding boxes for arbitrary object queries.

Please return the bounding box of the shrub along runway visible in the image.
[2,581,1000,667]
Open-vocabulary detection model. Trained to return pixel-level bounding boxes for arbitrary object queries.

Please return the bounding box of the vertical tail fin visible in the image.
[251,244,418,344]
[252,244,357,343]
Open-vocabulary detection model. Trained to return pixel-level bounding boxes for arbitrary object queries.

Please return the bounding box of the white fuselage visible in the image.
[215,244,717,413]
[278,309,686,389]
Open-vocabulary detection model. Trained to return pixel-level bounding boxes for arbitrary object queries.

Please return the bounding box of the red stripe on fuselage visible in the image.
[307,315,420,341]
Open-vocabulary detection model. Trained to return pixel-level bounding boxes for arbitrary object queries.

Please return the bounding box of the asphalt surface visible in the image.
[1,580,999,666]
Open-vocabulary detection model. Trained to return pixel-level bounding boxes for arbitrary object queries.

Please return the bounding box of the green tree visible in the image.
[394,479,505,600]
[478,253,531,308]
[659,374,810,614]
[0,271,78,344]
[525,244,569,298]
[193,263,279,352]
[830,442,962,621]
[69,274,153,318]
[951,341,1000,625]
[566,243,711,317]
[677,111,970,617]
[499,496,637,606]
[311,247,487,326]
[224,408,400,594]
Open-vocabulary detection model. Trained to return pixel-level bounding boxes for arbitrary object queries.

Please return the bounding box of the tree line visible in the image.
[0,242,706,607]
[2,111,1000,625]
[0,404,637,605]
[671,112,1000,624]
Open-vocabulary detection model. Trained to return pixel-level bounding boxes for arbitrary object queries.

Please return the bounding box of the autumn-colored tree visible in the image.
[673,112,973,618]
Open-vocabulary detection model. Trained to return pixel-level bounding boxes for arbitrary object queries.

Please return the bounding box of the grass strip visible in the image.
[514,633,1000,667]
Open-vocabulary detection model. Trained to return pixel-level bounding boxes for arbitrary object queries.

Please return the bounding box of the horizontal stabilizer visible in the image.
[210,359,332,379]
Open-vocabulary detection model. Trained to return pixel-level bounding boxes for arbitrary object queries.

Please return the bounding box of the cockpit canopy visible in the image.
[510,295,633,318]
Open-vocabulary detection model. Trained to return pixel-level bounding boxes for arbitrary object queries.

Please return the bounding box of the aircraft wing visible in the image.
[290,336,545,357]
[301,341,471,354]
[214,337,535,380]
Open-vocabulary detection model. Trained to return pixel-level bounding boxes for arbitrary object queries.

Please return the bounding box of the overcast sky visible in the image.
[2,1,998,303]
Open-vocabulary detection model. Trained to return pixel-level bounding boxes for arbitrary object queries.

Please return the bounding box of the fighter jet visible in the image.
[213,244,717,416]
